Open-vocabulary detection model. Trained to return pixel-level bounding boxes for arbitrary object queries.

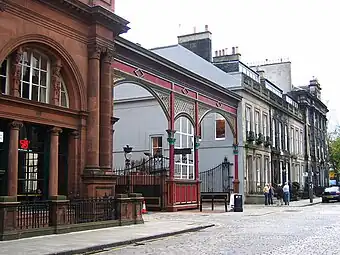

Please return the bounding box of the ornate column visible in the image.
[99,49,114,170]
[51,59,62,105]
[166,129,176,179]
[86,46,101,170]
[7,121,22,199]
[68,130,79,197]
[10,47,23,97]
[233,139,240,194]
[49,127,62,199]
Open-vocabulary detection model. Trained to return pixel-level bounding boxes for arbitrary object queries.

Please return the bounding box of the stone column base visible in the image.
[82,170,117,198]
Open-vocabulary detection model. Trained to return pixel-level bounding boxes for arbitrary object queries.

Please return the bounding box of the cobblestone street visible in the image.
[99,203,340,255]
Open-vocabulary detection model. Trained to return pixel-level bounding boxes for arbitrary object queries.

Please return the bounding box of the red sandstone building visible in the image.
[0,0,240,212]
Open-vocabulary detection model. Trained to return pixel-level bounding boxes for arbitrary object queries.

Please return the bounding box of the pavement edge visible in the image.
[49,223,215,255]
[298,201,321,207]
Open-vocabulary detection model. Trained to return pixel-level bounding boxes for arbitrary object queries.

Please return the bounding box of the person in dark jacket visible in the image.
[276,184,284,206]
[268,183,274,205]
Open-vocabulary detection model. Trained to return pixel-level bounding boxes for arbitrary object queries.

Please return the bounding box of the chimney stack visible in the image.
[177,25,212,62]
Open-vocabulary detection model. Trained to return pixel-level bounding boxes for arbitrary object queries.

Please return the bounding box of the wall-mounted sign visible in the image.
[0,131,3,143]
[19,139,30,150]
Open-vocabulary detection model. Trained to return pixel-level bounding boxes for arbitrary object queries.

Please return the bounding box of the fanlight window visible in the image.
[59,79,69,108]
[0,59,9,94]
[19,51,49,103]
[5,49,71,108]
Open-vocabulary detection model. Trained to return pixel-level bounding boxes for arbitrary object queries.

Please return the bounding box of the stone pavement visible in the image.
[0,198,321,255]
[0,220,214,255]
[104,201,339,255]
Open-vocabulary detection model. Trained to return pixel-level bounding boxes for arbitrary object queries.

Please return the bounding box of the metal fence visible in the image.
[200,158,233,193]
[68,197,116,224]
[17,201,50,229]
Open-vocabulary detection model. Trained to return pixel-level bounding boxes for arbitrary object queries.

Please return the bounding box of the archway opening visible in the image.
[199,111,235,192]
[113,81,169,168]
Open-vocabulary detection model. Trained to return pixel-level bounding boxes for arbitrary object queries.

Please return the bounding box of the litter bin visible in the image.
[234,194,243,212]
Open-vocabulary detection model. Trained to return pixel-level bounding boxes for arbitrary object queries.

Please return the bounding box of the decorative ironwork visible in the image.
[174,97,195,121]
[68,197,116,224]
[112,73,125,84]
[200,157,233,193]
[198,104,211,123]
[155,90,170,116]
[222,112,236,136]
[114,155,169,209]
[17,201,50,229]
[166,129,176,145]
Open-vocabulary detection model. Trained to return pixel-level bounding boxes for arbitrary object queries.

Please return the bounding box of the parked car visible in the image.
[322,186,340,203]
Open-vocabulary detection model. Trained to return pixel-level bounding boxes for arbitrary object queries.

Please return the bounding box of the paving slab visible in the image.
[0,220,214,255]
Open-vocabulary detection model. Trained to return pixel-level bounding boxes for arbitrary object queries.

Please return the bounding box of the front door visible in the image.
[18,124,49,201]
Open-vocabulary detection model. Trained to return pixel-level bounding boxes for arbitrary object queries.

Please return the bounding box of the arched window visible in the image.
[0,59,9,94]
[19,50,50,103]
[174,117,195,180]
[16,49,69,108]
[59,79,69,108]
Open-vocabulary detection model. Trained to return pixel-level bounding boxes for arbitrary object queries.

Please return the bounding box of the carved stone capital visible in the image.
[70,130,80,139]
[0,0,7,12]
[9,121,23,130]
[49,127,63,136]
[102,49,115,64]
[88,45,102,60]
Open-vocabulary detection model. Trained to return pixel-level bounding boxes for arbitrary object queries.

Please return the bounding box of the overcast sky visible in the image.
[116,0,339,130]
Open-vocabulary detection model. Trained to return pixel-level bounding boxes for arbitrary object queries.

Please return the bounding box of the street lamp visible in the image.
[123,145,133,169]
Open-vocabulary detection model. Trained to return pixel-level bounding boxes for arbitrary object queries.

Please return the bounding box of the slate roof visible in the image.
[151,45,239,88]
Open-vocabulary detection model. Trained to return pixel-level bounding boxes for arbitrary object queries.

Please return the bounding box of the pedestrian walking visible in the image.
[283,182,290,205]
[276,184,284,206]
[268,183,274,205]
[263,184,269,205]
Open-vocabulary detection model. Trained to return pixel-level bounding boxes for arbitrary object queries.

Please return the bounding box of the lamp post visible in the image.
[123,145,133,169]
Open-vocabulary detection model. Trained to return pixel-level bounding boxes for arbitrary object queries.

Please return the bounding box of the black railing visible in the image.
[200,158,233,193]
[17,200,49,229]
[68,197,116,224]
[114,155,170,176]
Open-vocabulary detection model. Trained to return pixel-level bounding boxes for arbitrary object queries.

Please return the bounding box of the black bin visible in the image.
[234,194,243,212]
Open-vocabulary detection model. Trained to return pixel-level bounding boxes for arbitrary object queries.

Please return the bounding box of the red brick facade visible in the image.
[0,0,128,200]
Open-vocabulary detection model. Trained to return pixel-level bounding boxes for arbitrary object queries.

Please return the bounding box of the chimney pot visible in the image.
[225,48,228,55]
[232,47,235,54]
[222,49,225,56]
[205,25,209,31]
[235,46,239,54]
[219,50,222,56]
[193,26,196,33]
[215,50,218,57]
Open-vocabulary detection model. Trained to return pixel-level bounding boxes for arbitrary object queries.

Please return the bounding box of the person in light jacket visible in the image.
[283,182,290,205]
[263,184,269,205]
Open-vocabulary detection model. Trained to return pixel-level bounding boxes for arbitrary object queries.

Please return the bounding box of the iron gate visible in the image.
[114,155,169,210]
[200,157,233,194]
